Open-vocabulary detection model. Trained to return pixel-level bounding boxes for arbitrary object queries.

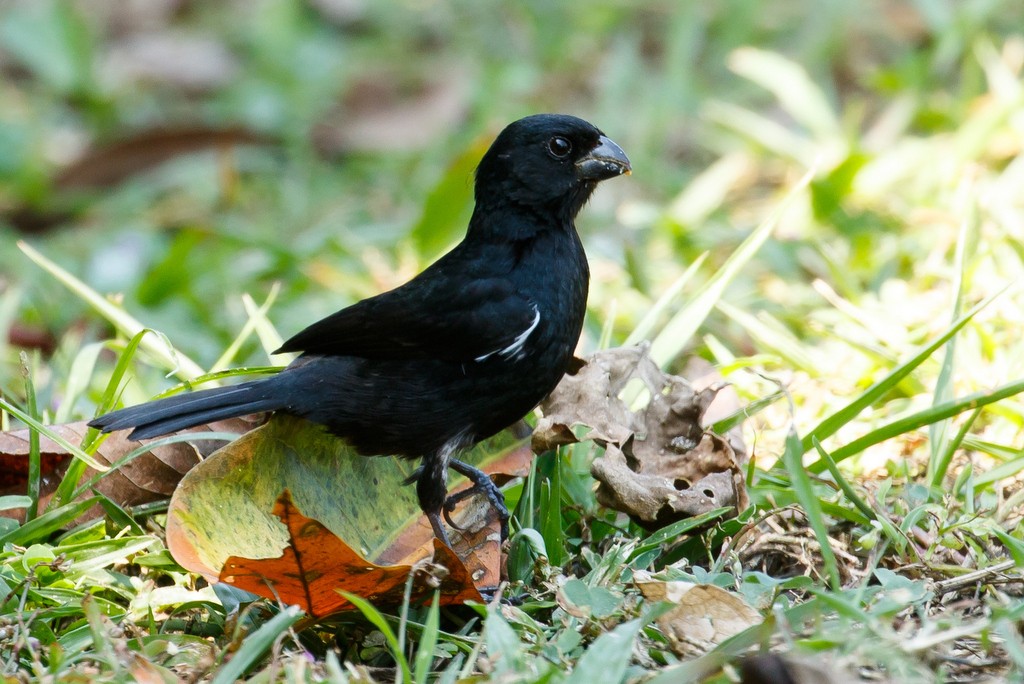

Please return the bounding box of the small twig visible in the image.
[932,559,1019,596]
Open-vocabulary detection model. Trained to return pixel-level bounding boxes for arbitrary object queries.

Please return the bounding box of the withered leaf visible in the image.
[221,491,483,617]
[0,417,258,523]
[635,572,761,657]
[312,66,469,156]
[535,345,748,529]
[167,416,532,606]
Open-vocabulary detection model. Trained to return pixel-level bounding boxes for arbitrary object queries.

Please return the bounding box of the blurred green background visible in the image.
[3,3,1024,679]
[2,0,1023,427]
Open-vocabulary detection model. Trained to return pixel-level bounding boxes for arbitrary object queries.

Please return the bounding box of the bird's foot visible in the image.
[426,511,452,548]
[442,458,510,541]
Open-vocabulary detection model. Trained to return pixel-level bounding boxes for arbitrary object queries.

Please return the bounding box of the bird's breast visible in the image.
[501,227,589,375]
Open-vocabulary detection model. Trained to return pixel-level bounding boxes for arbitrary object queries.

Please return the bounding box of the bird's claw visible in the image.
[440,459,510,541]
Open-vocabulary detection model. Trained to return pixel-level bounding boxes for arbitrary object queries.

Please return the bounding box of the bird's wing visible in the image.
[275,274,541,362]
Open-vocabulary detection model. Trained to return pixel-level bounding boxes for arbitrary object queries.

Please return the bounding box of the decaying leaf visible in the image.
[221,491,482,617]
[738,653,859,684]
[312,66,470,156]
[55,127,276,191]
[6,126,276,233]
[635,572,761,657]
[534,344,748,529]
[167,414,532,614]
[0,417,257,523]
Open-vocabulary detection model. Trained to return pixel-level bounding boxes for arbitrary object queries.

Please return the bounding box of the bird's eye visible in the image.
[547,136,572,159]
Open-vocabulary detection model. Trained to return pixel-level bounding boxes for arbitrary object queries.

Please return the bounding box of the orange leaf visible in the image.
[221,491,482,617]
[167,415,532,613]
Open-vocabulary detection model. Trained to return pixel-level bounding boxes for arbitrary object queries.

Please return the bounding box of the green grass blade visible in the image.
[647,166,815,368]
[483,605,524,675]
[338,591,411,684]
[210,605,302,684]
[0,495,32,510]
[716,301,818,372]
[623,252,708,347]
[665,153,749,228]
[966,450,1024,489]
[710,390,784,434]
[17,240,205,380]
[782,427,840,588]
[91,330,157,418]
[70,432,240,501]
[929,407,981,490]
[810,378,1024,473]
[565,618,642,684]
[413,593,440,684]
[241,290,289,361]
[811,437,876,521]
[728,47,840,140]
[53,329,155,509]
[82,594,118,666]
[20,352,41,521]
[0,396,107,472]
[0,497,99,546]
[630,507,731,561]
[928,203,977,481]
[151,366,283,398]
[800,285,1010,459]
[821,383,1024,475]
[54,341,105,424]
[210,285,280,373]
[993,528,1024,566]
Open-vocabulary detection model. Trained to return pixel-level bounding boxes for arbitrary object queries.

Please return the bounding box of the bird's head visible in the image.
[473,114,630,225]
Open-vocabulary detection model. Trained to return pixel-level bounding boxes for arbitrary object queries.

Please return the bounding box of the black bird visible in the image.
[89,114,630,545]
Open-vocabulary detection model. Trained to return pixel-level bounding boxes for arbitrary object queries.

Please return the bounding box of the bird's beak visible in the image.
[576,135,631,180]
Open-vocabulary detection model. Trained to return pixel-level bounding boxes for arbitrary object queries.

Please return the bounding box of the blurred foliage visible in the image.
[2,0,1021,388]
[3,0,1024,681]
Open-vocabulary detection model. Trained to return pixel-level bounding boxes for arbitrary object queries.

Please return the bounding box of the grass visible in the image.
[2,0,1024,681]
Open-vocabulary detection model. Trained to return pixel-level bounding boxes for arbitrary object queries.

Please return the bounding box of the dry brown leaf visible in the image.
[0,417,259,523]
[312,66,470,156]
[635,572,761,657]
[220,491,484,617]
[6,324,57,354]
[56,127,276,191]
[7,126,275,233]
[165,416,532,604]
[534,344,748,529]
[738,653,861,684]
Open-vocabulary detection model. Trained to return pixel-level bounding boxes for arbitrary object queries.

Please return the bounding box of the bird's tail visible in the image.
[88,379,285,441]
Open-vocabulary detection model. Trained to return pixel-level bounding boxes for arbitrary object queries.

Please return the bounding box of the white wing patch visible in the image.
[475,304,540,362]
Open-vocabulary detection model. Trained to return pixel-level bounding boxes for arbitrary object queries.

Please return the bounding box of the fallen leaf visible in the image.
[312,65,470,156]
[6,126,277,233]
[635,573,761,657]
[6,324,57,354]
[221,491,482,617]
[55,127,276,191]
[534,344,748,529]
[591,438,742,528]
[738,653,859,684]
[167,414,532,610]
[0,418,257,523]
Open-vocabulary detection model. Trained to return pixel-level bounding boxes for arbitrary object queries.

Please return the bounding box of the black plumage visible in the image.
[89,114,630,544]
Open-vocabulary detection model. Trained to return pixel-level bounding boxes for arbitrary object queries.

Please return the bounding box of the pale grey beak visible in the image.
[576,135,631,180]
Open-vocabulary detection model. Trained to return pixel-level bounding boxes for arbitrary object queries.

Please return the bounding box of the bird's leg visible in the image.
[444,459,510,541]
[417,453,453,547]
[426,511,452,548]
